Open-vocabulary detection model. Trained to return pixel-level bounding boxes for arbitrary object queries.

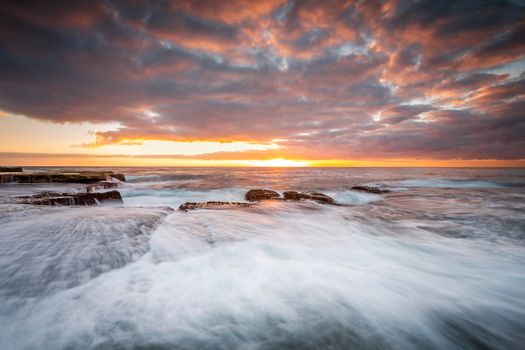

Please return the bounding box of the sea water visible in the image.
[0,167,524,349]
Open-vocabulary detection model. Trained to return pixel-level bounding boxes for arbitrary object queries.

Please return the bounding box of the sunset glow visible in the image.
[0,1,524,166]
[250,158,309,167]
[1,2,525,348]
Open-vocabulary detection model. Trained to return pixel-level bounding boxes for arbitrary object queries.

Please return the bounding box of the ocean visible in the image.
[1,167,524,349]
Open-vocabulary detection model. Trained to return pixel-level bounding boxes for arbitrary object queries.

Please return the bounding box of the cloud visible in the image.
[0,0,524,160]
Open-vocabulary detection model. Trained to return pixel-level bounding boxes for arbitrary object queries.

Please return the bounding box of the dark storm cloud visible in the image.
[0,0,524,159]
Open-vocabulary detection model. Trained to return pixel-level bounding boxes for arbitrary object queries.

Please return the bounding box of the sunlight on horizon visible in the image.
[249,158,309,167]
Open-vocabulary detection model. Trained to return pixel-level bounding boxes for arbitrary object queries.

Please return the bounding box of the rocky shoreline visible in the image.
[1,168,391,209]
[350,186,391,194]
[0,170,125,184]
[0,167,23,173]
[178,187,390,211]
[0,168,126,206]
[18,190,123,206]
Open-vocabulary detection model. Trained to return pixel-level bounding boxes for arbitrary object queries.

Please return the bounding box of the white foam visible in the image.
[326,190,382,205]
[388,178,511,189]
[120,188,247,207]
[1,203,524,349]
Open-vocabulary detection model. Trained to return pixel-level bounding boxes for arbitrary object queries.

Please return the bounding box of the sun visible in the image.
[250,158,309,167]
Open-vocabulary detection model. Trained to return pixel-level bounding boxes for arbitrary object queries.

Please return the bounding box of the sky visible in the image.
[0,0,524,167]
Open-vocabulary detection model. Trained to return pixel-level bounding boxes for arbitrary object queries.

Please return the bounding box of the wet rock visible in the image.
[0,167,23,172]
[351,186,390,194]
[308,192,335,204]
[282,191,310,200]
[86,180,119,193]
[283,191,335,204]
[245,189,280,201]
[0,171,126,184]
[108,173,126,182]
[179,190,342,211]
[19,190,123,206]
[179,201,253,212]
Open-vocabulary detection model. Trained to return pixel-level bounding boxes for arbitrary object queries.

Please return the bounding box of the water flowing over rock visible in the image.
[0,206,171,299]
[351,186,391,194]
[85,180,120,193]
[180,190,338,211]
[283,191,335,204]
[19,190,123,206]
[245,189,280,201]
[179,201,253,211]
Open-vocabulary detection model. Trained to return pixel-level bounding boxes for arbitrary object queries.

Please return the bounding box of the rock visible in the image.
[178,190,341,211]
[0,167,23,172]
[86,180,119,192]
[283,191,310,200]
[283,191,335,204]
[19,190,123,206]
[245,189,280,201]
[108,173,126,182]
[308,192,335,204]
[0,171,126,184]
[351,186,390,194]
[179,201,253,212]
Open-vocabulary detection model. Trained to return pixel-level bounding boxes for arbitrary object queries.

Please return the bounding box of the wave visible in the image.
[0,206,171,303]
[126,174,211,183]
[120,188,247,207]
[326,190,382,205]
[1,204,524,349]
[385,178,520,189]
[121,188,383,207]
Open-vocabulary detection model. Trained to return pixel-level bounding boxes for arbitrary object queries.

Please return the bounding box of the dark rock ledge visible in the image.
[245,189,337,204]
[85,180,120,192]
[18,190,123,206]
[283,191,335,204]
[1,170,127,206]
[245,189,280,201]
[179,201,253,212]
[0,171,125,183]
[179,186,393,212]
[0,167,23,173]
[179,189,342,211]
[351,186,391,194]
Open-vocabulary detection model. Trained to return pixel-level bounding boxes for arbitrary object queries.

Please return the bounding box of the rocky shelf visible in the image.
[245,189,339,204]
[180,187,391,211]
[0,171,126,183]
[180,189,342,211]
[350,186,391,194]
[17,190,123,206]
[0,167,23,173]
[179,201,254,212]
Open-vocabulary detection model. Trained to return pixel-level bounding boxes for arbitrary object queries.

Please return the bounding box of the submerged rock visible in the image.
[351,186,390,194]
[19,190,123,206]
[245,189,280,201]
[0,167,23,172]
[0,171,126,184]
[283,191,335,204]
[179,201,253,212]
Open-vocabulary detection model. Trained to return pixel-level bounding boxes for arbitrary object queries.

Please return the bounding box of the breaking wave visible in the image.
[1,167,525,349]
